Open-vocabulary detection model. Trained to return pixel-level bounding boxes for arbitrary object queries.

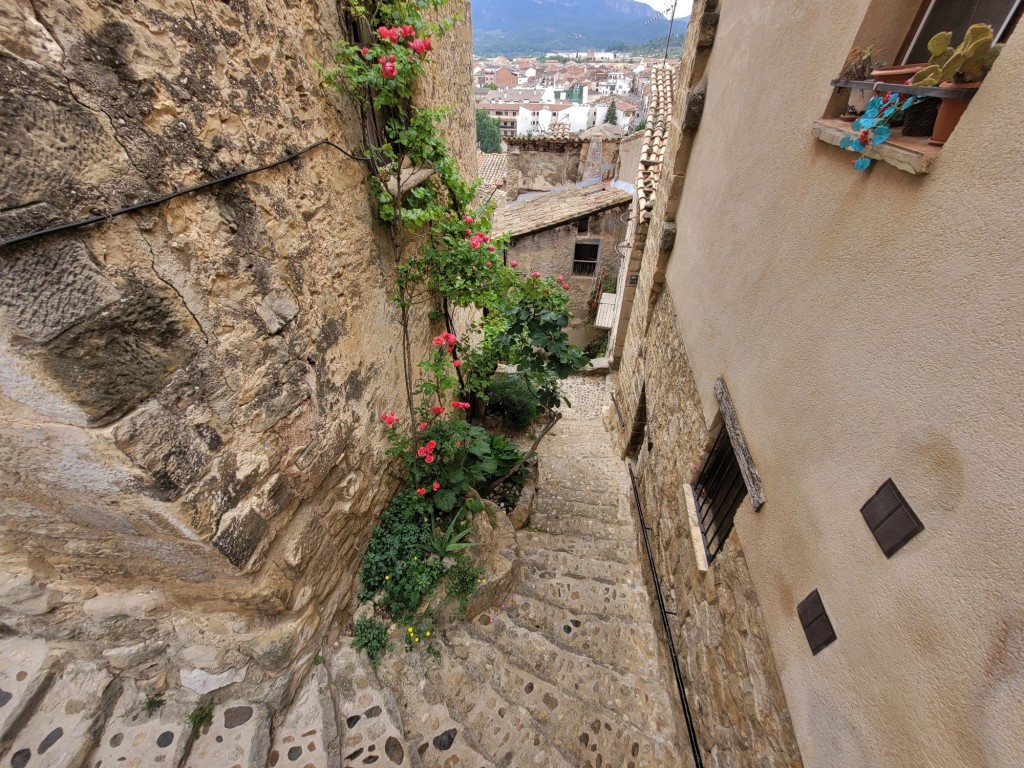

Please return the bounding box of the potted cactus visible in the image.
[909,24,1003,145]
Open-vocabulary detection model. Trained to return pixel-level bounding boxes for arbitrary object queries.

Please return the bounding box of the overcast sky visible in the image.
[636,0,693,19]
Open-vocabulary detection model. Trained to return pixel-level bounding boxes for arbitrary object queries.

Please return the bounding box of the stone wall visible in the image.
[0,0,473,686]
[506,142,585,200]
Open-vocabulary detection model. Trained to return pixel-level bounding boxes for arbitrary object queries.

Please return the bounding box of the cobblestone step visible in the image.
[424,645,574,768]
[521,511,636,541]
[520,544,644,587]
[463,614,674,734]
[381,656,495,768]
[330,647,413,768]
[504,595,663,681]
[183,701,270,768]
[269,664,339,768]
[514,529,639,565]
[92,679,195,768]
[0,639,58,747]
[2,660,117,768]
[514,570,649,622]
[447,625,678,767]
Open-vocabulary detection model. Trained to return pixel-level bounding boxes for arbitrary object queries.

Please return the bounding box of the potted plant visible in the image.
[838,47,885,119]
[908,24,1003,145]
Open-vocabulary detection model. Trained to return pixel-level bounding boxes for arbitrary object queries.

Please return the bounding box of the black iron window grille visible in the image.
[693,427,748,563]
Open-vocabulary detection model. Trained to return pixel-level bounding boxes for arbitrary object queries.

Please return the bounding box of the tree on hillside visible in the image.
[604,101,618,126]
[484,83,498,90]
[476,109,502,153]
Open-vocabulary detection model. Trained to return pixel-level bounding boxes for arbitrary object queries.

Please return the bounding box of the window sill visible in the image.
[812,118,941,175]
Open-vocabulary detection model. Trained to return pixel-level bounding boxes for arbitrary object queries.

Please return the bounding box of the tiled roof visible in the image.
[478,153,507,187]
[494,185,631,239]
[634,65,674,224]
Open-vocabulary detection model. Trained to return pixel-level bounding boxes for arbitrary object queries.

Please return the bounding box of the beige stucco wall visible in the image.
[658,0,1024,765]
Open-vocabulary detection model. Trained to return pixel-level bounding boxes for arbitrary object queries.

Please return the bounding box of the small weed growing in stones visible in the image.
[425,644,442,661]
[141,694,165,715]
[188,705,213,737]
[445,555,485,616]
[353,616,392,668]
[313,654,324,665]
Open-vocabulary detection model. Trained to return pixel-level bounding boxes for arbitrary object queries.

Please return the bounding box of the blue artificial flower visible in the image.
[851,119,863,131]
[866,97,883,110]
[851,140,865,152]
[839,135,854,149]
[883,106,897,118]
[871,125,891,144]
[863,107,880,119]
[902,96,916,109]
[854,157,872,171]
[858,118,880,128]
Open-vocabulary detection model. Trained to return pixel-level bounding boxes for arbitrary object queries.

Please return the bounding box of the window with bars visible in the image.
[572,241,599,276]
[693,427,748,563]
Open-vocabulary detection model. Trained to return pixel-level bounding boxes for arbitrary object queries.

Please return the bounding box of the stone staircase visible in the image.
[0,377,687,767]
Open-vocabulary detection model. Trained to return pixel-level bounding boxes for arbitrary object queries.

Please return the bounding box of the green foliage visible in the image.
[604,100,618,125]
[421,507,479,558]
[188,705,213,737]
[632,118,646,134]
[353,617,393,668]
[142,695,165,716]
[911,24,1003,86]
[313,654,324,665]
[583,332,609,360]
[487,375,540,428]
[476,109,502,152]
[445,555,485,616]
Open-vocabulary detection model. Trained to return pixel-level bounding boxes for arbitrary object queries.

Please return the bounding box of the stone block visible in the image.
[113,401,213,500]
[82,589,166,619]
[0,207,119,343]
[0,638,58,743]
[37,275,198,425]
[91,679,194,768]
[2,660,116,768]
[213,507,270,569]
[0,572,60,616]
[256,288,299,334]
[184,701,270,768]
[268,665,338,768]
[179,666,247,695]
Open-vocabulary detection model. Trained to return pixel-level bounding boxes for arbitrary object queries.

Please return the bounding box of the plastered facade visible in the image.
[615,0,1024,765]
[0,0,474,687]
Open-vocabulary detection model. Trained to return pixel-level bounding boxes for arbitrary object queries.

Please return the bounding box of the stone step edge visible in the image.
[451,622,678,754]
[425,637,577,767]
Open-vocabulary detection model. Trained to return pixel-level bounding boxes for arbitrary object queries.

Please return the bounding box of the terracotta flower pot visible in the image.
[929,82,981,146]
[869,65,926,85]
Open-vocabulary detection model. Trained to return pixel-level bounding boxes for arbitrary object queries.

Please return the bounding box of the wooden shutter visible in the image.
[797,589,837,655]
[860,479,924,558]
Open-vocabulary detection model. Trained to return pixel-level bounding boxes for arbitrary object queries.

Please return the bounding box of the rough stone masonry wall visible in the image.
[0,0,473,684]
[608,0,803,763]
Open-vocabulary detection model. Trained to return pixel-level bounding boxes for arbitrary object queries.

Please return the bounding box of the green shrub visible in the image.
[445,554,485,616]
[487,375,540,428]
[353,617,392,668]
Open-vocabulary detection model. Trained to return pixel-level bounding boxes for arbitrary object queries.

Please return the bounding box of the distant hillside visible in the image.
[472,0,676,56]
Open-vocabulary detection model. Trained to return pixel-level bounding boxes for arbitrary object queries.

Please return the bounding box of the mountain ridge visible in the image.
[472,0,678,55]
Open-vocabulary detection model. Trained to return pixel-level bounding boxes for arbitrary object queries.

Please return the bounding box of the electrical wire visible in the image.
[0,139,367,251]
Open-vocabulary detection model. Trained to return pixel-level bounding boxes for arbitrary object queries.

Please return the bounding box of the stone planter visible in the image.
[508,458,539,530]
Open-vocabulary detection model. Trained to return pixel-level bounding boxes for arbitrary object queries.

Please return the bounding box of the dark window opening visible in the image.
[692,426,748,563]
[577,216,590,233]
[900,0,1021,64]
[572,242,599,276]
